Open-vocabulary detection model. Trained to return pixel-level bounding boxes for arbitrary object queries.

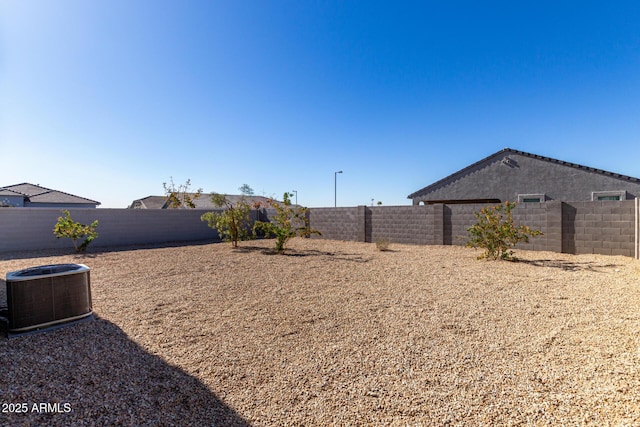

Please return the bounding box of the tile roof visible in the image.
[0,188,23,196]
[0,183,101,205]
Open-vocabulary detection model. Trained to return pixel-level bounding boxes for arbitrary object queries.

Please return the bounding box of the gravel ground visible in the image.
[1,238,639,426]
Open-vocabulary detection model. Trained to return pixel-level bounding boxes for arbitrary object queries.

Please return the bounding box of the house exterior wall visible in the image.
[24,202,98,208]
[412,151,640,204]
[0,196,24,207]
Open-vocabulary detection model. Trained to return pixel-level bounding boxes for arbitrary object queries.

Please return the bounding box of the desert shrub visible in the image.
[53,210,99,252]
[253,192,321,253]
[163,177,203,208]
[466,201,542,261]
[375,239,390,251]
[201,194,253,248]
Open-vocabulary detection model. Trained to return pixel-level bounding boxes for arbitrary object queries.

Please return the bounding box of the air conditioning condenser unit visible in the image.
[5,264,93,336]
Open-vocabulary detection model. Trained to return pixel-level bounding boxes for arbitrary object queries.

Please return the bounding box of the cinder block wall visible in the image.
[442,202,556,250]
[512,202,556,252]
[0,208,224,252]
[562,201,636,256]
[366,205,442,245]
[307,200,637,257]
[1,201,637,258]
[443,204,481,246]
[307,207,362,241]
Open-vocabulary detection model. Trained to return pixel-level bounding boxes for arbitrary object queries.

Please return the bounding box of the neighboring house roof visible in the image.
[0,188,23,196]
[408,148,640,201]
[129,194,274,209]
[197,195,274,208]
[0,183,101,206]
[129,196,168,209]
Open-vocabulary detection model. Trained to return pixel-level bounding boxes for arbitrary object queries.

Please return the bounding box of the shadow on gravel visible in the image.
[0,314,251,426]
[234,245,371,262]
[519,259,621,272]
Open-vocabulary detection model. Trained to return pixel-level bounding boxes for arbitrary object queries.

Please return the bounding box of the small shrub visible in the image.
[466,201,542,261]
[201,193,253,248]
[253,192,321,253]
[53,210,99,252]
[375,239,390,251]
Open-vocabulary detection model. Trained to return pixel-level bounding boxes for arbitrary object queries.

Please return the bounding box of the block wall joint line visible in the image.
[635,197,640,259]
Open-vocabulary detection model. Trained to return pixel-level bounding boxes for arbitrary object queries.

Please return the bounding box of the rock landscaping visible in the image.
[1,238,639,425]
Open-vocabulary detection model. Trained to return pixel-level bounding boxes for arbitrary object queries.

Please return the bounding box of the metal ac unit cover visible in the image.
[6,263,92,334]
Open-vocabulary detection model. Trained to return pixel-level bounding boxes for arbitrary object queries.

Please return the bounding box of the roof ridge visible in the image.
[408,148,640,199]
[43,189,101,205]
[0,183,100,205]
[0,182,56,197]
[504,148,640,181]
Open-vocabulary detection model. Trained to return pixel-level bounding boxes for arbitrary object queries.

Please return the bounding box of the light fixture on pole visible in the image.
[334,171,343,207]
[292,190,298,205]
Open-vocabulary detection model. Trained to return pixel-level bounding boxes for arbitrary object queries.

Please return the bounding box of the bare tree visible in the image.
[163,177,203,208]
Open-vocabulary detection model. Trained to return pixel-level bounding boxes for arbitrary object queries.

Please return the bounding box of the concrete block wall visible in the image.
[543,201,563,253]
[366,205,440,245]
[440,202,558,252]
[307,207,362,241]
[0,208,223,252]
[562,201,636,256]
[1,201,637,258]
[512,202,555,252]
[307,200,636,257]
[443,204,481,246]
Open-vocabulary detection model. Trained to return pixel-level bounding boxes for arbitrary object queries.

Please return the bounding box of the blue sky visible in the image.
[1,1,639,208]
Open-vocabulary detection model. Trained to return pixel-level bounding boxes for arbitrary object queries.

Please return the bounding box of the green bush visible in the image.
[201,194,253,248]
[53,210,99,252]
[466,201,542,261]
[253,192,321,253]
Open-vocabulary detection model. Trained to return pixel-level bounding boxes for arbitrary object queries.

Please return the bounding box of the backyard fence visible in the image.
[636,198,640,260]
[0,208,227,252]
[308,200,639,258]
[0,200,639,259]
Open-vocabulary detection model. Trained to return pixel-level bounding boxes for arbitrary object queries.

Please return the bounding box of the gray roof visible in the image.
[0,188,23,196]
[408,148,640,199]
[129,196,168,209]
[0,183,101,205]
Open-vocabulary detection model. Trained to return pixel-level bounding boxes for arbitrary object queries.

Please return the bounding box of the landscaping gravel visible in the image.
[1,238,639,426]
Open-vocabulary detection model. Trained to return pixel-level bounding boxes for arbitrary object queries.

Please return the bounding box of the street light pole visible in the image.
[334,171,343,207]
[292,190,298,205]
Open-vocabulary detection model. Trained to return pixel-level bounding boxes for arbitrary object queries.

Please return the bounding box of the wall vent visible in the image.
[501,157,517,168]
